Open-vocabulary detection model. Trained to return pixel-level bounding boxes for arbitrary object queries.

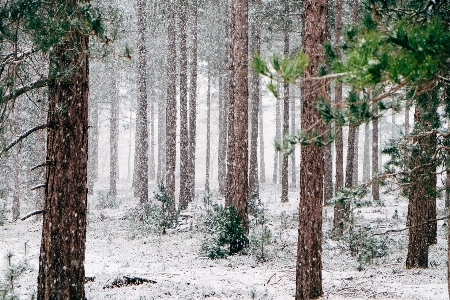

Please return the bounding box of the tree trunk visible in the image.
[290,87,296,187]
[273,99,281,184]
[165,1,177,199]
[345,126,356,188]
[149,84,156,181]
[229,0,249,233]
[188,4,198,202]
[179,3,189,210]
[362,122,370,182]
[248,1,261,197]
[12,99,20,221]
[296,1,327,298]
[37,27,89,300]
[205,71,211,191]
[333,0,344,233]
[352,126,359,185]
[218,74,227,195]
[136,0,149,203]
[372,104,380,203]
[109,63,119,198]
[88,99,98,195]
[157,89,166,183]
[281,14,289,203]
[259,89,266,184]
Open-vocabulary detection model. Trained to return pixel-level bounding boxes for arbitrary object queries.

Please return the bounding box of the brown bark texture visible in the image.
[229,0,249,231]
[296,1,327,299]
[188,5,198,202]
[248,9,261,198]
[37,30,89,300]
[179,3,189,210]
[166,1,177,199]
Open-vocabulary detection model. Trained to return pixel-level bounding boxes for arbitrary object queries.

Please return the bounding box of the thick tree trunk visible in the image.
[296,1,327,298]
[179,3,189,210]
[205,71,211,191]
[37,29,89,300]
[248,5,261,197]
[229,0,249,233]
[188,5,198,202]
[165,1,177,199]
[281,18,289,203]
[109,63,119,198]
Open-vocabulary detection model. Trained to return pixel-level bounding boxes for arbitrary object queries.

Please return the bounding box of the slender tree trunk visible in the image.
[352,126,359,185]
[296,1,327,298]
[166,1,177,199]
[88,99,98,195]
[157,92,166,183]
[229,0,249,234]
[149,85,156,181]
[372,105,380,202]
[37,27,89,300]
[36,100,47,210]
[333,0,344,232]
[179,3,189,210]
[127,108,132,181]
[205,71,211,191]
[362,122,370,182]
[188,4,198,203]
[259,89,266,183]
[446,118,450,208]
[218,75,227,195]
[281,15,289,203]
[248,3,261,197]
[136,0,149,203]
[345,126,356,188]
[290,88,296,187]
[109,63,119,198]
[405,104,410,135]
[273,99,281,184]
[12,100,20,221]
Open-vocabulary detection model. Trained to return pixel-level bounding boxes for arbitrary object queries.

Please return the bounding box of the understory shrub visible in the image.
[0,252,29,300]
[201,203,248,259]
[248,195,272,261]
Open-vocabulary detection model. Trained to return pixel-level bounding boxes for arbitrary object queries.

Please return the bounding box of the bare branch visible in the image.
[31,161,51,171]
[373,215,449,235]
[31,184,46,191]
[0,123,51,157]
[438,75,450,83]
[20,210,44,221]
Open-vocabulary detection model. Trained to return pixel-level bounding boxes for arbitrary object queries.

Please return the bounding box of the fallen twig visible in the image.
[373,215,449,235]
[21,210,44,221]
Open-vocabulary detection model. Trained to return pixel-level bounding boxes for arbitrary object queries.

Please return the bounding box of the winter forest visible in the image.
[0,0,450,299]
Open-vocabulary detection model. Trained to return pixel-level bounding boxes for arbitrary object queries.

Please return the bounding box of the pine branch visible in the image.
[373,215,449,235]
[0,123,51,157]
[1,78,48,104]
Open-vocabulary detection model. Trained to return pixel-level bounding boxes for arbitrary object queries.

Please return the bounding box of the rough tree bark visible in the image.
[179,2,189,210]
[333,0,344,233]
[281,7,289,203]
[135,0,149,203]
[372,104,380,203]
[37,22,89,300]
[352,126,359,185]
[248,0,261,197]
[296,1,327,298]
[188,4,198,202]
[229,0,249,232]
[273,99,281,184]
[259,88,266,184]
[290,87,296,187]
[165,1,177,199]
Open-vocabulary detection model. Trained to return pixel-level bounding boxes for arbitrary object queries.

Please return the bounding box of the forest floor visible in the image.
[0,181,448,299]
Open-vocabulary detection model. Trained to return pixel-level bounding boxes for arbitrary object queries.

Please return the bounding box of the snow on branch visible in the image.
[0,78,48,104]
[0,123,51,157]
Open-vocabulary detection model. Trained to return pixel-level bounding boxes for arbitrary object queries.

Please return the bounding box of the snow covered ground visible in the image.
[0,180,448,299]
